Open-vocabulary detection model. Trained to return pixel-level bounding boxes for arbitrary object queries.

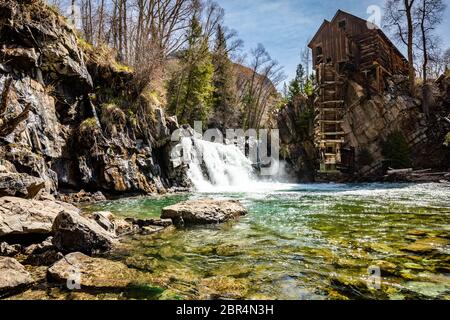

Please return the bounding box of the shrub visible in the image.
[444,132,450,147]
[79,117,100,136]
[358,148,374,167]
[381,131,411,168]
[100,103,126,135]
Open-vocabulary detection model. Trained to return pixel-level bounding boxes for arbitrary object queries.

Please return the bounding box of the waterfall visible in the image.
[182,137,259,192]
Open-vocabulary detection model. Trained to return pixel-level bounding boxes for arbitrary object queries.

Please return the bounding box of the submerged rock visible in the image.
[0,257,33,298]
[375,260,398,276]
[47,252,163,291]
[401,237,449,255]
[403,281,449,299]
[161,199,247,225]
[199,276,249,299]
[52,211,117,255]
[0,196,79,239]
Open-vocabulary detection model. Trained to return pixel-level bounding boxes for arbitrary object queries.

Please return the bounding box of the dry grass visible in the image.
[100,103,126,136]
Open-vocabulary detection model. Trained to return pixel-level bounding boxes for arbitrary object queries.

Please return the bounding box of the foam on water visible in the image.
[185,137,287,193]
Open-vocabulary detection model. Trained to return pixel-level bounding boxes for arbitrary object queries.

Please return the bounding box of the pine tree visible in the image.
[167,14,214,126]
[288,64,306,101]
[210,24,236,130]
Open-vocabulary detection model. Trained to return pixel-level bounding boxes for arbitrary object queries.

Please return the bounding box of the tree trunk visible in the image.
[420,0,430,117]
[97,0,105,44]
[405,0,416,95]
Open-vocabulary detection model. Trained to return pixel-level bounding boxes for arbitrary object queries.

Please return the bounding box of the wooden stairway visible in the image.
[314,63,346,172]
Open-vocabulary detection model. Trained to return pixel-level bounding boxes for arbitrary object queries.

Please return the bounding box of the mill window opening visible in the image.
[316,46,323,56]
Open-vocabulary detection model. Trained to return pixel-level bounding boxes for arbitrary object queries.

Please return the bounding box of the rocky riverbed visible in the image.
[0,193,248,299]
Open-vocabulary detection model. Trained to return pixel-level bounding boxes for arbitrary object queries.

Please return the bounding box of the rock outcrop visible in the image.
[0,172,45,198]
[52,211,117,255]
[56,190,106,204]
[0,196,79,239]
[272,97,317,182]
[0,0,189,198]
[161,199,248,225]
[274,73,450,182]
[342,77,450,179]
[0,257,33,298]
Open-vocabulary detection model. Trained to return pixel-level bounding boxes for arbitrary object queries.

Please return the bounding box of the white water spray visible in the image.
[183,137,290,193]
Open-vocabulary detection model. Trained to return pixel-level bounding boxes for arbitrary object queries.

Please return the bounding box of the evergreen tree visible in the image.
[210,24,236,129]
[167,14,214,126]
[288,63,306,101]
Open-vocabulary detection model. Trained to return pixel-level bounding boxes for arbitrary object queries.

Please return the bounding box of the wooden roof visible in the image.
[308,10,407,62]
[308,20,330,48]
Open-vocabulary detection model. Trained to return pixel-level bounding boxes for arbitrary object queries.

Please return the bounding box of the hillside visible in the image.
[0,0,189,200]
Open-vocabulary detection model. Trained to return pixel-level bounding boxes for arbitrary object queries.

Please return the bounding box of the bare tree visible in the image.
[427,46,449,79]
[384,0,417,95]
[243,44,285,129]
[414,0,446,82]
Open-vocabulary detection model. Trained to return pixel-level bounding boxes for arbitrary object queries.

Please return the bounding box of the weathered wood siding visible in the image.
[309,10,408,76]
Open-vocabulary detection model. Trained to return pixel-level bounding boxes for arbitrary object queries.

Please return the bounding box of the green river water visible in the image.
[80,182,450,300]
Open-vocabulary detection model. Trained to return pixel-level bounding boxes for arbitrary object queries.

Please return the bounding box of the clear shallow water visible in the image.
[86,183,450,300]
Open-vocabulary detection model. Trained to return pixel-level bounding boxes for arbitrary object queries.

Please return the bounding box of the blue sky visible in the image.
[219,0,450,83]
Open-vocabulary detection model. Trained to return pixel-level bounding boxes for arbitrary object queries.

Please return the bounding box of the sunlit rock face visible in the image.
[342,77,450,179]
[161,199,248,225]
[0,257,33,298]
[0,0,188,196]
[0,196,79,242]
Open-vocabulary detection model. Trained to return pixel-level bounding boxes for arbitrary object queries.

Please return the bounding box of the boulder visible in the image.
[125,217,173,228]
[401,237,449,255]
[93,211,115,233]
[0,257,33,297]
[47,252,161,290]
[22,236,63,266]
[52,211,117,255]
[0,196,79,239]
[161,199,247,224]
[0,172,46,198]
[57,190,107,203]
[0,242,21,257]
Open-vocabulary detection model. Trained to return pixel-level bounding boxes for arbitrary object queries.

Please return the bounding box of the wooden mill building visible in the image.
[308,10,409,172]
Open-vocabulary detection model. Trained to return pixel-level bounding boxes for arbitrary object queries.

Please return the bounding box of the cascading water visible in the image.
[182,137,257,192]
[181,137,291,193]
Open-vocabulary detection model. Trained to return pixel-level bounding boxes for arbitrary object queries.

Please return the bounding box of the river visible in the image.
[86,182,450,300]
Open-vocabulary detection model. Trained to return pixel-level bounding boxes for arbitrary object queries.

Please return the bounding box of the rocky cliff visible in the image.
[272,96,316,182]
[343,75,450,180]
[0,0,188,198]
[275,73,450,182]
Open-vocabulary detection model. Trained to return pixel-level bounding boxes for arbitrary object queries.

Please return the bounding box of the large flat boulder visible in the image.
[0,257,33,298]
[52,211,117,255]
[0,196,79,238]
[161,199,247,224]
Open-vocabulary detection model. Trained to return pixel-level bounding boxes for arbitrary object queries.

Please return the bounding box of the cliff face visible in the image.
[343,76,450,179]
[0,0,188,197]
[275,74,450,182]
[273,97,317,182]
